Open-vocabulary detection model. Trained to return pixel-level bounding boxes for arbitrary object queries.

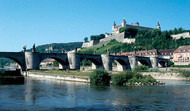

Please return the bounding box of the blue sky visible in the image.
[0,0,190,51]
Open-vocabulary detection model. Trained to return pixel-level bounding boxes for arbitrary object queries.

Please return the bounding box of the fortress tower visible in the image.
[121,19,126,27]
[156,21,161,30]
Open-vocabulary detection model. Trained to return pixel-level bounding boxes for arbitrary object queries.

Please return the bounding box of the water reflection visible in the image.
[0,78,190,110]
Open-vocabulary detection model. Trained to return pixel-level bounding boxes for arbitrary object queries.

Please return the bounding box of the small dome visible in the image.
[113,21,116,26]
[122,19,126,23]
[157,21,160,26]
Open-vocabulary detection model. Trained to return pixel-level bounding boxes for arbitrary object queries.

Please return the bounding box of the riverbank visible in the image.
[25,71,90,83]
[26,70,190,83]
[141,72,190,81]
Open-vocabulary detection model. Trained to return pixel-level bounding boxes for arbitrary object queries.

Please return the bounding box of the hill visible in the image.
[78,28,190,55]
[28,42,83,53]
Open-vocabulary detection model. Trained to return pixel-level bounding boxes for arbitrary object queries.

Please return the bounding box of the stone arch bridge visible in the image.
[0,52,168,71]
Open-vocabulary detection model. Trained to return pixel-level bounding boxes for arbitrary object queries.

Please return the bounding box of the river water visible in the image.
[0,78,190,111]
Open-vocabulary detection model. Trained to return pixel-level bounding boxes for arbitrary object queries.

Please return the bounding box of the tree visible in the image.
[90,34,105,41]
[53,61,59,67]
[178,27,183,33]
[84,37,88,42]
[173,28,178,34]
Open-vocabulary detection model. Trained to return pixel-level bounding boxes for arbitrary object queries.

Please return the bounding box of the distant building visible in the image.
[111,19,161,35]
[45,46,53,53]
[171,32,190,40]
[40,58,55,67]
[111,49,159,57]
[111,49,174,60]
[159,49,174,59]
[173,45,190,65]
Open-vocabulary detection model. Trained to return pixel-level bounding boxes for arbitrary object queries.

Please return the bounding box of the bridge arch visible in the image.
[112,58,131,71]
[101,55,131,71]
[40,57,69,70]
[158,61,167,67]
[80,56,103,70]
[39,54,69,70]
[138,60,149,66]
[0,57,26,71]
[137,57,152,68]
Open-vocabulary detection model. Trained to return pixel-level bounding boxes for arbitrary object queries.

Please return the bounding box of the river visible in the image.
[0,77,190,111]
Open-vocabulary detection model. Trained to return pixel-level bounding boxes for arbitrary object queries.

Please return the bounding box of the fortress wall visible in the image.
[82,42,91,48]
[82,40,100,48]
[171,32,190,39]
[100,32,125,43]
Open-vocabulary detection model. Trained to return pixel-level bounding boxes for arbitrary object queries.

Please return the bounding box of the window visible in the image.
[179,50,181,52]
[183,50,186,52]
[188,49,190,52]
[178,53,182,58]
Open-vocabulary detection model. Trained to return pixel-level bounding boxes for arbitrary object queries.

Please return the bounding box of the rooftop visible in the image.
[174,45,190,53]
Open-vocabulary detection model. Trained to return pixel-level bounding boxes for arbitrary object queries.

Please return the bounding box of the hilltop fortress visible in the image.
[82,19,161,48]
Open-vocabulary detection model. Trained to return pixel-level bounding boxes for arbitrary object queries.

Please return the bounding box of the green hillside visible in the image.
[78,28,190,55]
[28,42,83,53]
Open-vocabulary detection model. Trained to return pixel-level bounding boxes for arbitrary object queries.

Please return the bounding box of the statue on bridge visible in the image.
[23,45,26,52]
[75,47,77,53]
[32,44,36,52]
[61,48,65,53]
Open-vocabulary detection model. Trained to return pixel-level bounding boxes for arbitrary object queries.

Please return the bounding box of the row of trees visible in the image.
[119,27,188,37]
[84,34,105,42]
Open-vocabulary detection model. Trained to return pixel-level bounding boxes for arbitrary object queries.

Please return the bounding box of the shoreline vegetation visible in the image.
[28,69,164,86]
[27,65,189,86]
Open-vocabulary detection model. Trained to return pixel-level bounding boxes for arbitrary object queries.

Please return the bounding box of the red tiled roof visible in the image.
[174,45,190,53]
[42,58,55,62]
[159,49,174,55]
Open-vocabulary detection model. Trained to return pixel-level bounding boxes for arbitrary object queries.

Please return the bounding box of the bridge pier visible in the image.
[150,57,158,68]
[101,54,112,71]
[116,62,129,71]
[128,56,138,69]
[67,53,80,70]
[25,52,40,70]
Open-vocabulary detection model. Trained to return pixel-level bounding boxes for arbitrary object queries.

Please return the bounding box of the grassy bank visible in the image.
[28,69,159,86]
[29,70,91,76]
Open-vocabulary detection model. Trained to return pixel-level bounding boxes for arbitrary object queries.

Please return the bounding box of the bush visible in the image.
[168,61,174,67]
[90,69,111,85]
[112,71,157,86]
[133,73,143,79]
[112,71,134,86]
[128,75,156,84]
[133,65,148,72]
